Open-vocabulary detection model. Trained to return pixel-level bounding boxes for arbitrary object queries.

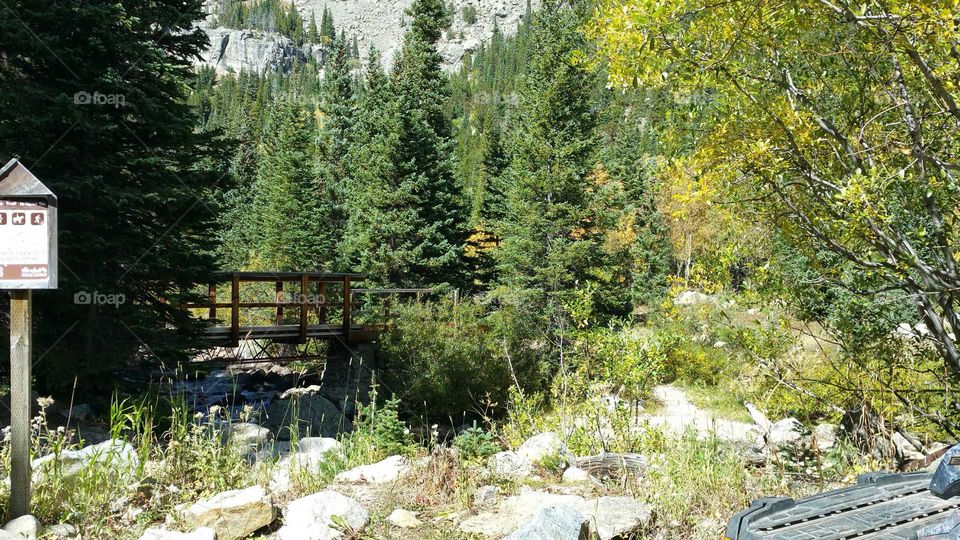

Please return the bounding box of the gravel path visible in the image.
[640,385,759,444]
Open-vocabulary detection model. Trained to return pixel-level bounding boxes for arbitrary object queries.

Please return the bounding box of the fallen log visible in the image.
[574,453,647,478]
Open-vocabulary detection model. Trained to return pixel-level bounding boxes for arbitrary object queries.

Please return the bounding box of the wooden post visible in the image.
[342,276,351,344]
[275,280,284,325]
[318,281,327,324]
[207,283,217,320]
[299,274,308,342]
[231,274,240,346]
[9,290,32,518]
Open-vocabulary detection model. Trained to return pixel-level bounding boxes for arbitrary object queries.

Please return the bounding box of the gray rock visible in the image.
[138,529,216,540]
[269,437,343,493]
[3,515,39,540]
[32,439,138,484]
[226,422,271,448]
[517,432,573,466]
[767,418,804,449]
[893,432,925,461]
[813,423,838,452]
[179,486,275,540]
[44,524,79,539]
[488,451,532,477]
[58,403,94,422]
[475,485,500,505]
[264,393,351,441]
[505,505,595,540]
[278,490,368,540]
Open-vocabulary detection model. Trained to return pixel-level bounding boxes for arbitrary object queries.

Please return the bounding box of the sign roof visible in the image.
[0,159,56,199]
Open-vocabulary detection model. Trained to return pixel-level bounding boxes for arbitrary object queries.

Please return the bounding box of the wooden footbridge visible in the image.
[183,271,432,363]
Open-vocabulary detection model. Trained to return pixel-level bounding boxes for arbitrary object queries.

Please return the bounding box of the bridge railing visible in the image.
[183,272,366,346]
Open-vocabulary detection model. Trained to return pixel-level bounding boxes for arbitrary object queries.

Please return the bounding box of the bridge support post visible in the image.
[342,276,351,345]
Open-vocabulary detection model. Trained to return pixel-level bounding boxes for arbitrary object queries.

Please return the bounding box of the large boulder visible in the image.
[460,489,652,540]
[139,529,216,540]
[488,451,532,478]
[32,439,138,484]
[278,490,368,540]
[517,433,573,466]
[179,486,275,540]
[813,424,838,452]
[334,455,409,484]
[505,506,596,540]
[264,393,351,441]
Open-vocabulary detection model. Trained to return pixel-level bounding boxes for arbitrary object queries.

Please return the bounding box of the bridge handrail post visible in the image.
[342,275,351,344]
[230,273,240,346]
[275,280,284,325]
[299,274,308,342]
[208,283,217,320]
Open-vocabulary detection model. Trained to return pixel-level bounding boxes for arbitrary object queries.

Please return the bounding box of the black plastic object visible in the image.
[932,446,960,499]
[725,471,960,539]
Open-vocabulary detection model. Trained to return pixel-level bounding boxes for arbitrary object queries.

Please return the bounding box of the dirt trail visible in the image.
[641,385,758,444]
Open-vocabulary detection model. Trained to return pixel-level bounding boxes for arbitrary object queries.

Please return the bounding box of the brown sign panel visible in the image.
[0,159,57,289]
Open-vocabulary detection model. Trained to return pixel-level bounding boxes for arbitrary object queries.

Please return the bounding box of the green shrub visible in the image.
[462,5,478,25]
[347,390,415,461]
[379,299,547,420]
[453,426,499,461]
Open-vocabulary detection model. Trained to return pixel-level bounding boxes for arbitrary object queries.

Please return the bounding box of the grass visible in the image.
[680,382,754,424]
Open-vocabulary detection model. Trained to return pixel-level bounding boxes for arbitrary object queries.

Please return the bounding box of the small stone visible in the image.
[44,524,79,539]
[138,528,216,540]
[180,486,275,540]
[475,485,501,505]
[561,467,590,484]
[3,515,39,540]
[387,509,421,528]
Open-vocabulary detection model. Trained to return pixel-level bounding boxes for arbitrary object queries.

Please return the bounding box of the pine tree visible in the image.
[0,0,228,394]
[495,1,602,316]
[249,102,328,270]
[320,6,336,45]
[308,12,320,43]
[389,0,468,287]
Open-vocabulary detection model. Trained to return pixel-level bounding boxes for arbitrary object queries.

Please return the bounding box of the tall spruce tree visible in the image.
[496,2,601,317]
[320,6,336,45]
[390,0,469,287]
[249,102,328,270]
[0,0,228,394]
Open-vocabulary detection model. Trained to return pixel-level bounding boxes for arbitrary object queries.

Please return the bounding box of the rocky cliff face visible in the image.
[195,0,539,74]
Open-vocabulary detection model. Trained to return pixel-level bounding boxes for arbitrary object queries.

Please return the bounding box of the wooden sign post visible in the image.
[0,159,57,518]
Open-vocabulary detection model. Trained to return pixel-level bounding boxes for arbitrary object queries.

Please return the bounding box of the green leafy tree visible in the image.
[0,0,228,394]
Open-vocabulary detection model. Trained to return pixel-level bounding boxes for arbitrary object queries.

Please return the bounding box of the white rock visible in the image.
[475,485,501,505]
[227,423,271,448]
[813,424,838,452]
[32,439,138,484]
[387,509,421,528]
[138,529,216,540]
[674,290,713,306]
[334,455,409,484]
[278,490,369,540]
[893,432,925,461]
[561,467,590,484]
[767,418,804,449]
[517,432,572,466]
[180,486,275,540]
[3,515,39,540]
[488,451,533,478]
[460,489,651,540]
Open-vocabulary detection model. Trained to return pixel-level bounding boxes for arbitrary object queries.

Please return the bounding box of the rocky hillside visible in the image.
[196,0,539,74]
